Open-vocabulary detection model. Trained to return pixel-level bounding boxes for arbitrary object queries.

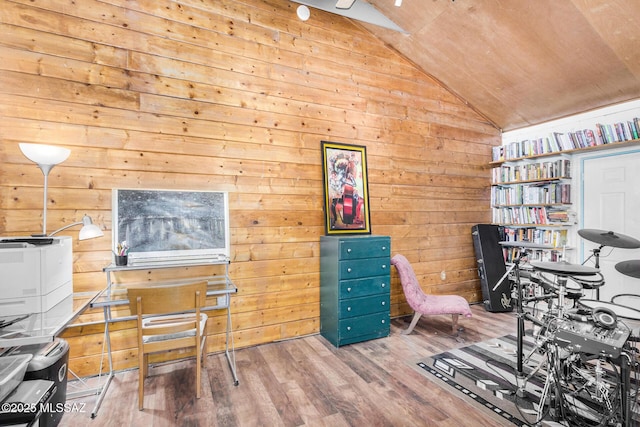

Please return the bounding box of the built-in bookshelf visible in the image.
[491,140,577,263]
[493,100,640,265]
[491,157,574,263]
[491,157,574,227]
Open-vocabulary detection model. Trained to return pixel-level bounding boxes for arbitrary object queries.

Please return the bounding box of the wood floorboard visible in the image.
[61,304,519,426]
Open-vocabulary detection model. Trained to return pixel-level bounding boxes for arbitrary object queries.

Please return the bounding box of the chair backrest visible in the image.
[390,254,428,310]
[127,281,208,316]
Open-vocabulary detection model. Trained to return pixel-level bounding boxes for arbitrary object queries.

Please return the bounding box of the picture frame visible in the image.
[112,189,230,264]
[321,141,371,235]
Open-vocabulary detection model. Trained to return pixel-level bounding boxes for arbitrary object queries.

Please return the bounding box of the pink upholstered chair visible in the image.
[391,254,472,335]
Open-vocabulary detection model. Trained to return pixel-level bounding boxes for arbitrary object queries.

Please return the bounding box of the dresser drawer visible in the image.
[339,294,389,318]
[339,276,388,299]
[339,237,390,260]
[338,312,390,338]
[339,257,389,279]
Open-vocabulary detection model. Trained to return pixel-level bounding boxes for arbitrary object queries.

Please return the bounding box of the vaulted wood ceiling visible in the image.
[347,0,640,131]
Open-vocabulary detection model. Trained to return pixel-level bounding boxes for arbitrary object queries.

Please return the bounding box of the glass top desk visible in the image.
[92,273,236,313]
[0,293,95,349]
[87,258,238,418]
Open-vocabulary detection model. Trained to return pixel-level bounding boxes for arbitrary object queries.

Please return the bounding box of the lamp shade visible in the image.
[19,143,70,168]
[19,143,71,235]
[78,215,104,240]
[48,215,104,241]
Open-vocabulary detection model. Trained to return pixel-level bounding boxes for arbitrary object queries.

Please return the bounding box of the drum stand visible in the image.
[582,245,603,300]
[510,252,546,396]
[514,267,570,398]
[514,257,525,392]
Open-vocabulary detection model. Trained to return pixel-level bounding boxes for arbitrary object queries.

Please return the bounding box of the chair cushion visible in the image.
[142,312,208,343]
[391,254,472,317]
[418,294,473,317]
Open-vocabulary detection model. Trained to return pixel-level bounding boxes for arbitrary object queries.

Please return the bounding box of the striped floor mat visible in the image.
[414,334,638,426]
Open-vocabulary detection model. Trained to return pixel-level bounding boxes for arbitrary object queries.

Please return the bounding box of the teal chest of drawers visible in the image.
[320,235,391,347]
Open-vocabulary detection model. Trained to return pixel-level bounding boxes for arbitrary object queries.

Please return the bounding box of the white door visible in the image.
[581,149,640,304]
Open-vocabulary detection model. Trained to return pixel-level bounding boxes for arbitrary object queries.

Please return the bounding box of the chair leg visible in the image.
[402,312,422,335]
[138,351,145,411]
[201,337,207,369]
[451,314,459,334]
[196,351,201,399]
[143,354,149,378]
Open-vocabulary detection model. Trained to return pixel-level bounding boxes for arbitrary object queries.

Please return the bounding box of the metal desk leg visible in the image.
[224,304,239,386]
[90,305,115,418]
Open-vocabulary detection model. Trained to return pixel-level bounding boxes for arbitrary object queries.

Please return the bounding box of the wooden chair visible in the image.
[391,254,472,335]
[127,281,208,410]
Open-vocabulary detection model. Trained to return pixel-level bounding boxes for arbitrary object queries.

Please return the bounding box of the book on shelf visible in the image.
[595,121,640,144]
[502,247,562,264]
[584,129,597,146]
[629,120,639,139]
[500,226,568,248]
[493,116,640,162]
[490,182,571,206]
[491,158,571,184]
[595,126,606,145]
[492,206,574,226]
[546,208,575,224]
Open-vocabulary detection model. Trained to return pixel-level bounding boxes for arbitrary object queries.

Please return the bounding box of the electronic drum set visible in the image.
[510,228,640,426]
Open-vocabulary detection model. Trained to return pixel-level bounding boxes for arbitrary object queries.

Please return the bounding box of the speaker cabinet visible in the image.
[471,224,513,312]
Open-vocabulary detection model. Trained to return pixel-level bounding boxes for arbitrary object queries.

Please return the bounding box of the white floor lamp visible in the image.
[19,143,103,241]
[19,143,71,236]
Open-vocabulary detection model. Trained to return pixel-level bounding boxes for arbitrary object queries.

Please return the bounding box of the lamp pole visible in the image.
[38,163,55,236]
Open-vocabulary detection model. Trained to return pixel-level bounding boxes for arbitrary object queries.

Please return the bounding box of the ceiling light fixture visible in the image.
[395,0,402,6]
[297,4,311,20]
[291,0,407,33]
[336,0,355,9]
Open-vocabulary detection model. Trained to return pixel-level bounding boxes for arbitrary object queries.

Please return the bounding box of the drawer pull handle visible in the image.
[381,319,385,324]
[347,307,352,311]
[381,301,385,306]
[347,268,352,273]
[382,246,387,251]
[347,326,351,331]
[347,248,352,253]
[347,287,352,292]
[382,265,387,269]
[381,283,386,288]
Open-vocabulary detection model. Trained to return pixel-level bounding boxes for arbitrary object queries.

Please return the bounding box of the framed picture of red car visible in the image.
[321,141,371,235]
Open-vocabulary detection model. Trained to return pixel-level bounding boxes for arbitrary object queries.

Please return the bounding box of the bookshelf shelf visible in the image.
[494,223,570,228]
[493,177,570,186]
[493,203,571,208]
[499,241,572,251]
[491,138,640,166]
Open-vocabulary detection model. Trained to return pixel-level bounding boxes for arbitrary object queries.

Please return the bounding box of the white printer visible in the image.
[0,236,73,316]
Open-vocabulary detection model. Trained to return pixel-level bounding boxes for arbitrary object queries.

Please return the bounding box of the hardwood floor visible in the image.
[61,304,518,427]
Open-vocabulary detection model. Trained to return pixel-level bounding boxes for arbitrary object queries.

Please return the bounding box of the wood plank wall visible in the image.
[0,0,500,377]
